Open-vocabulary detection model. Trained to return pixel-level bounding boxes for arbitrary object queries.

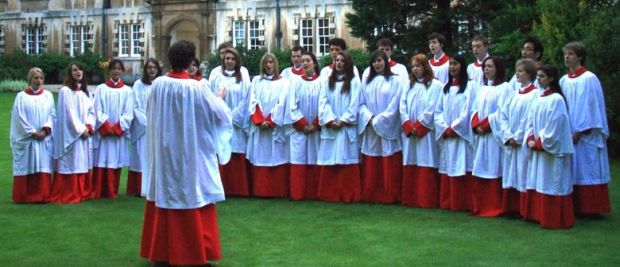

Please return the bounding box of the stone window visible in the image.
[23,24,46,54]
[68,24,93,56]
[116,22,143,58]
[295,16,335,56]
[231,19,264,50]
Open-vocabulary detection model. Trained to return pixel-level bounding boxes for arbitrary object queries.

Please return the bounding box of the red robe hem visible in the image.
[251,164,290,198]
[521,190,575,229]
[92,167,121,199]
[471,177,503,217]
[361,153,403,204]
[290,164,320,201]
[573,184,611,215]
[49,172,88,204]
[439,173,473,211]
[127,171,142,196]
[318,164,361,203]
[12,173,52,203]
[401,166,440,208]
[218,153,251,197]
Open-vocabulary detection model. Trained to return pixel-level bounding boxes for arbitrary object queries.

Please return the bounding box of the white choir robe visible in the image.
[467,55,488,86]
[358,74,404,203]
[208,65,250,84]
[320,64,360,81]
[53,86,95,174]
[93,82,133,168]
[210,70,251,154]
[246,76,290,166]
[144,74,232,209]
[11,89,55,176]
[429,54,450,85]
[471,82,512,179]
[400,79,443,168]
[318,78,362,165]
[362,60,410,85]
[282,65,305,79]
[490,85,539,195]
[559,69,610,186]
[508,74,539,92]
[130,79,152,196]
[523,91,575,228]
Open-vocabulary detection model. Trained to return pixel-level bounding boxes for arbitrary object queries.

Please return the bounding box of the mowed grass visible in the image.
[0,91,618,266]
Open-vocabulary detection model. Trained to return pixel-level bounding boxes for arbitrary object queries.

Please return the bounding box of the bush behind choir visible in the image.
[10,34,612,265]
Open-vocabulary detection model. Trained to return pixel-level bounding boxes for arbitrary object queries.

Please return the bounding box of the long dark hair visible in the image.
[64,61,89,96]
[222,47,242,83]
[302,51,320,75]
[366,50,393,84]
[482,56,506,86]
[539,64,567,105]
[443,55,467,94]
[141,58,162,85]
[328,51,354,94]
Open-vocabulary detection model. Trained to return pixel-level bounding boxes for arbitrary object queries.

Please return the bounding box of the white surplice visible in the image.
[471,82,512,178]
[490,86,540,191]
[524,92,574,196]
[288,76,323,164]
[129,80,151,173]
[144,75,232,209]
[467,55,488,86]
[434,82,475,176]
[318,77,361,165]
[210,69,251,153]
[10,90,55,175]
[429,54,450,85]
[53,86,95,174]
[358,74,404,156]
[320,64,360,81]
[246,76,290,166]
[560,70,610,185]
[208,65,250,84]
[399,79,443,168]
[362,61,410,85]
[93,82,134,168]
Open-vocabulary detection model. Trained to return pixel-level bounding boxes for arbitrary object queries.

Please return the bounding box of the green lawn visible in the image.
[0,92,618,266]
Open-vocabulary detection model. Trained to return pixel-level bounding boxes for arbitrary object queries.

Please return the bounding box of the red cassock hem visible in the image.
[91,167,121,199]
[290,164,320,201]
[521,190,575,229]
[502,188,522,216]
[361,153,403,204]
[318,165,361,203]
[251,164,290,198]
[12,173,52,203]
[140,201,222,265]
[471,177,503,217]
[401,166,440,208]
[49,173,88,204]
[439,173,473,211]
[126,171,142,196]
[218,153,251,197]
[573,184,611,215]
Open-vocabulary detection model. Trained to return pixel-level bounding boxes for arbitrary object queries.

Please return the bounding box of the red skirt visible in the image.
[126,171,142,196]
[521,190,575,229]
[219,153,251,197]
[318,164,361,203]
[573,184,611,215]
[12,173,52,203]
[290,164,320,200]
[401,166,440,208]
[251,164,290,198]
[439,173,473,211]
[471,177,503,217]
[92,167,121,199]
[49,173,87,204]
[361,153,403,203]
[502,188,522,216]
[141,201,222,265]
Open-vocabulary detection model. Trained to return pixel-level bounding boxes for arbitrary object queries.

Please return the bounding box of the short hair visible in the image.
[27,67,45,85]
[409,54,434,88]
[428,33,447,46]
[376,38,393,48]
[141,58,162,84]
[301,51,320,75]
[523,36,544,61]
[563,41,587,65]
[515,58,538,82]
[482,56,507,86]
[472,34,489,47]
[291,46,305,53]
[328,38,347,50]
[217,41,234,52]
[259,53,280,78]
[108,59,125,72]
[168,40,196,71]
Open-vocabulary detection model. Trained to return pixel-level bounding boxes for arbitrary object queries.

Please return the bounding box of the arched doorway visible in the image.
[169,20,200,55]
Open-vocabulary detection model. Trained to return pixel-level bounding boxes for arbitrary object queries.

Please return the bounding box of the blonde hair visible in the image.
[259,53,280,78]
[27,67,45,85]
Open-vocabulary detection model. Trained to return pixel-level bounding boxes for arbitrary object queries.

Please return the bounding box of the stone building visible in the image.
[0,0,362,77]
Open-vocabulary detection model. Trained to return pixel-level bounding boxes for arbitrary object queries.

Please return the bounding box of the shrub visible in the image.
[0,79,28,92]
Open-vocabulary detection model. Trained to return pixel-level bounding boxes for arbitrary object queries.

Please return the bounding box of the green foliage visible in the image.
[0,79,28,92]
[0,51,106,84]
